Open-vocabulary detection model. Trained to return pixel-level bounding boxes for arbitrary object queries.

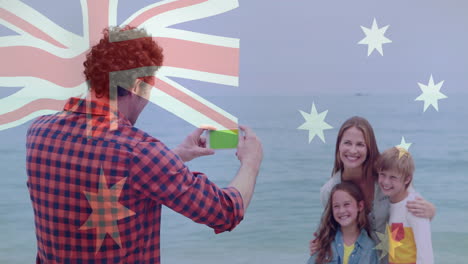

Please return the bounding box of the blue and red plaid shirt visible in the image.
[26,97,244,263]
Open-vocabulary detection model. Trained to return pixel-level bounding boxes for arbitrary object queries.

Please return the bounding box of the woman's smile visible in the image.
[339,127,367,169]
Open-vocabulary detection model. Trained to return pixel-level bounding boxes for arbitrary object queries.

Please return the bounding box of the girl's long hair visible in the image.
[314,182,370,264]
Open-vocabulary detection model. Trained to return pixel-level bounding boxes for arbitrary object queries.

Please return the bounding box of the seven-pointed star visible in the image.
[298,102,333,143]
[79,168,136,253]
[358,18,392,56]
[415,75,447,112]
[396,136,412,158]
[374,224,403,260]
[396,136,412,151]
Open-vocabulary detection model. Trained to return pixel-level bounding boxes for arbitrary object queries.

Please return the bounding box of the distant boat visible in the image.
[354,92,369,96]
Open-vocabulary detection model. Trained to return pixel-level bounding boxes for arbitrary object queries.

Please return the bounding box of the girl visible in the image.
[307,182,377,264]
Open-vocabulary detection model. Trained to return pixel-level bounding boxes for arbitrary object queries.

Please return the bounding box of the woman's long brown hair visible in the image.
[332,116,380,210]
[332,116,379,181]
[314,182,370,264]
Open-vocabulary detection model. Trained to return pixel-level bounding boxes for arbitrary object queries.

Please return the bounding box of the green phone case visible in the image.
[209,129,239,149]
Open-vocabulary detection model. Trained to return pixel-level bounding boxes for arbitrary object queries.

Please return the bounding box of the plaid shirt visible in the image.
[26,97,244,264]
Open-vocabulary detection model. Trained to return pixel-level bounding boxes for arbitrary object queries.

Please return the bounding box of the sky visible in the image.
[1,0,467,99]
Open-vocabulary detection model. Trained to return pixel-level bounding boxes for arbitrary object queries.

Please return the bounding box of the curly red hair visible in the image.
[83,26,164,99]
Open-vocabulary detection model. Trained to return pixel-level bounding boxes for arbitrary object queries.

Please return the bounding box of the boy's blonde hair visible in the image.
[375,147,415,188]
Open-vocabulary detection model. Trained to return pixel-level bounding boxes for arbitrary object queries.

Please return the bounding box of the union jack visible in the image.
[0,0,239,131]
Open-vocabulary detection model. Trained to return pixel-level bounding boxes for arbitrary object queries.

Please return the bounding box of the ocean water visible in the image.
[1,94,467,263]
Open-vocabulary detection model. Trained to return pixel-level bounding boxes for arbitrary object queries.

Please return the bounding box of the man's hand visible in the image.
[407,197,436,219]
[227,125,263,211]
[172,128,215,162]
[236,125,263,170]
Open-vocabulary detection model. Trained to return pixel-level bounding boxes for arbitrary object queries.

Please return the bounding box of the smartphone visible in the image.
[206,129,239,149]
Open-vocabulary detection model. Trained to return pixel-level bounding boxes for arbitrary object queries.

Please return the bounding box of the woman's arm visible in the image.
[406,197,436,220]
[312,174,340,256]
[309,233,318,256]
[320,173,341,208]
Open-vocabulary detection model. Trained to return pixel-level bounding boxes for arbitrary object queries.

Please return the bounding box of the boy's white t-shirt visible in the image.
[388,191,434,264]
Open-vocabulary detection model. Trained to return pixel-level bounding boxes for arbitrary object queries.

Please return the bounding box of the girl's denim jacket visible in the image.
[306,229,378,264]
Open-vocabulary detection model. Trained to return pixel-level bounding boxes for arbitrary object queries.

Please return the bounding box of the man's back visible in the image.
[27,97,244,263]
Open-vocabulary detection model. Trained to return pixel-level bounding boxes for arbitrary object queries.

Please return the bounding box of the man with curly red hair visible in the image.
[26,26,263,264]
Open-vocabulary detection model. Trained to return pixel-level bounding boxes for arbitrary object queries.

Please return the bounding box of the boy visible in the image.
[376,147,434,264]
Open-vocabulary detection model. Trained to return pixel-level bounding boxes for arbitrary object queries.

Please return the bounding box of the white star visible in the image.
[415,75,447,112]
[396,136,412,151]
[298,102,333,143]
[358,18,392,56]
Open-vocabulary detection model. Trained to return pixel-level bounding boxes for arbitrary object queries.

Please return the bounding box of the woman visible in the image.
[310,116,435,263]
